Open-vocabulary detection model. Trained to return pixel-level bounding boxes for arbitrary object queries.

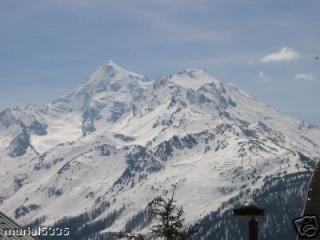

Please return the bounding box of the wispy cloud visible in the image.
[295,73,314,81]
[261,47,301,63]
[259,71,269,81]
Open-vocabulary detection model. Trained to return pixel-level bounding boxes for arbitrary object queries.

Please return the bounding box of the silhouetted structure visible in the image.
[298,161,320,240]
[0,211,35,239]
[233,205,264,240]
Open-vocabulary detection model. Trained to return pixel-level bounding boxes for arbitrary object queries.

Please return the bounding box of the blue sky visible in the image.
[0,0,319,124]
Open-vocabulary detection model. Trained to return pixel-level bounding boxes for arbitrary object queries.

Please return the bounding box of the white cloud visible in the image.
[259,71,269,81]
[295,73,314,81]
[261,47,301,63]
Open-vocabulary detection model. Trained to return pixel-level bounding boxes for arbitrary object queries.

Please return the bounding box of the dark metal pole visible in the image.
[233,205,264,240]
[249,218,258,240]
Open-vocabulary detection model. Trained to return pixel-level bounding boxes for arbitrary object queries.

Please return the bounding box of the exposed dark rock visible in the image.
[113,133,135,142]
[9,129,30,157]
[108,102,126,122]
[96,144,115,156]
[109,83,121,92]
[28,120,47,135]
[0,108,20,127]
[48,187,64,197]
[15,204,41,219]
[82,106,100,136]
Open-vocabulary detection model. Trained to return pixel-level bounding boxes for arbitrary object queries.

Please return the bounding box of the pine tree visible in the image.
[147,192,185,240]
[117,191,197,240]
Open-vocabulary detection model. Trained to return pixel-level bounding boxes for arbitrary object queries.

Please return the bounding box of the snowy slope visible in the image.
[0,61,319,238]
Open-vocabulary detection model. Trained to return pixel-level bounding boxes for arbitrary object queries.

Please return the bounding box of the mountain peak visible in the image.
[102,60,128,72]
[88,60,139,82]
[169,68,221,90]
[76,60,145,94]
[179,68,207,74]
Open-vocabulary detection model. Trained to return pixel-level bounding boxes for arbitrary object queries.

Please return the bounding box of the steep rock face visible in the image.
[8,129,30,157]
[0,61,319,240]
[0,106,47,158]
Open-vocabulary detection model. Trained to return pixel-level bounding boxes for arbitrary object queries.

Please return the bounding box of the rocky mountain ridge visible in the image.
[0,61,319,239]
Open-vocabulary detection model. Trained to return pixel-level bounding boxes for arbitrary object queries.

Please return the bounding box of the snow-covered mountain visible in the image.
[0,61,319,239]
